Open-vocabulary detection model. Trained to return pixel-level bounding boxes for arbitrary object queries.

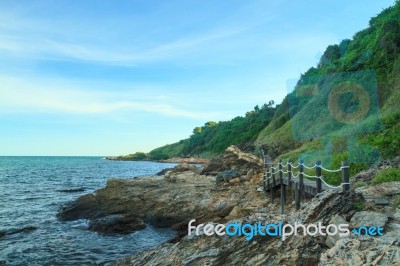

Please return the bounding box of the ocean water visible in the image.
[0,157,178,266]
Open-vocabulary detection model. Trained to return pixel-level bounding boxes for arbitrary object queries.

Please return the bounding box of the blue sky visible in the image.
[0,0,394,156]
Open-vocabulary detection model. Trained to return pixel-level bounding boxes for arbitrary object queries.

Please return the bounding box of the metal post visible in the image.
[288,160,292,189]
[316,160,322,193]
[271,164,275,202]
[299,160,304,204]
[295,182,300,211]
[279,160,284,214]
[341,161,350,192]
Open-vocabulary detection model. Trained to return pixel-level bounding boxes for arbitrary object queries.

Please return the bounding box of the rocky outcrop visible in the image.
[201,146,263,176]
[215,170,242,183]
[58,165,267,235]
[350,211,388,228]
[159,157,209,164]
[115,186,400,266]
[352,156,400,183]
[88,215,146,234]
[0,226,38,238]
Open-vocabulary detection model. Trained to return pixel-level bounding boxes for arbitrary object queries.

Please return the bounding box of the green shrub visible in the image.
[372,168,400,184]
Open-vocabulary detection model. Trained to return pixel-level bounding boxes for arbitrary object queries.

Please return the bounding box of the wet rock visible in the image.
[216,170,242,183]
[88,215,145,234]
[0,231,5,238]
[7,226,38,235]
[350,211,388,228]
[58,193,99,221]
[56,187,85,193]
[156,168,174,176]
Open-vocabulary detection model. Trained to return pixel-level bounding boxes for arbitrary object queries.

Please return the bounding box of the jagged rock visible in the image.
[114,191,375,266]
[325,214,347,248]
[56,187,86,193]
[393,209,400,222]
[216,170,242,183]
[320,237,400,265]
[350,211,388,229]
[58,173,267,235]
[201,145,263,176]
[88,214,145,234]
[156,167,174,176]
[246,169,254,180]
[6,226,38,235]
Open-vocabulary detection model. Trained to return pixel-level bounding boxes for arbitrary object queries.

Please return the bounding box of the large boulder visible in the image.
[350,211,388,228]
[88,214,146,234]
[201,146,263,176]
[215,170,242,183]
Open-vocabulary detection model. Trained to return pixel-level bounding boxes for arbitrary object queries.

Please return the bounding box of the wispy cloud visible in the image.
[0,76,217,119]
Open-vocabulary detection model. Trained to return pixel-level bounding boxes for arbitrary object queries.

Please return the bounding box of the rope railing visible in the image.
[264,160,348,175]
[261,156,351,214]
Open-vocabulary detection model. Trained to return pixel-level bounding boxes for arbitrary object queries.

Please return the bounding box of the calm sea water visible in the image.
[0,157,178,266]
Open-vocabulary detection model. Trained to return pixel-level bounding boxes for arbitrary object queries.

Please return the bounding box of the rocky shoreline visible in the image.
[104,156,209,164]
[58,146,400,265]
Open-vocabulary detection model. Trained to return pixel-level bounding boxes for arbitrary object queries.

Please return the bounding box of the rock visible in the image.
[7,226,38,235]
[350,211,388,228]
[0,231,5,238]
[59,173,267,236]
[391,209,400,222]
[216,170,242,183]
[325,214,347,248]
[88,214,146,234]
[201,145,263,176]
[159,157,209,164]
[56,187,85,193]
[229,177,240,184]
[115,190,372,266]
[58,193,99,221]
[156,167,174,176]
[246,169,254,180]
[320,237,400,265]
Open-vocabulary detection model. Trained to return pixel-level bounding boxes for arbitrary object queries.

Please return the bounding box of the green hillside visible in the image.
[141,1,400,166]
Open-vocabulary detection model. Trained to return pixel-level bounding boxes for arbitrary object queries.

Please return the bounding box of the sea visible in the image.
[0,156,178,266]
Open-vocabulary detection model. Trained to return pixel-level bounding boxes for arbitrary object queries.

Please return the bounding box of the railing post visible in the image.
[341,161,350,192]
[263,172,267,193]
[299,160,304,205]
[316,160,322,193]
[295,181,300,211]
[271,164,275,202]
[279,160,284,214]
[288,160,292,189]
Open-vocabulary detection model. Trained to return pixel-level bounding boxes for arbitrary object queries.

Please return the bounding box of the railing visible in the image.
[261,156,351,214]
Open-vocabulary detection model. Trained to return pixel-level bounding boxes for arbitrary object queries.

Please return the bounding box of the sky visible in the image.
[0,0,395,156]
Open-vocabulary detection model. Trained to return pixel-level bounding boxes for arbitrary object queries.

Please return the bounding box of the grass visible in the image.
[372,168,400,185]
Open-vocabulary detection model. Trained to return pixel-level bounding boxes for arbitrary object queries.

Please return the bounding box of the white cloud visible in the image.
[0,76,217,119]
